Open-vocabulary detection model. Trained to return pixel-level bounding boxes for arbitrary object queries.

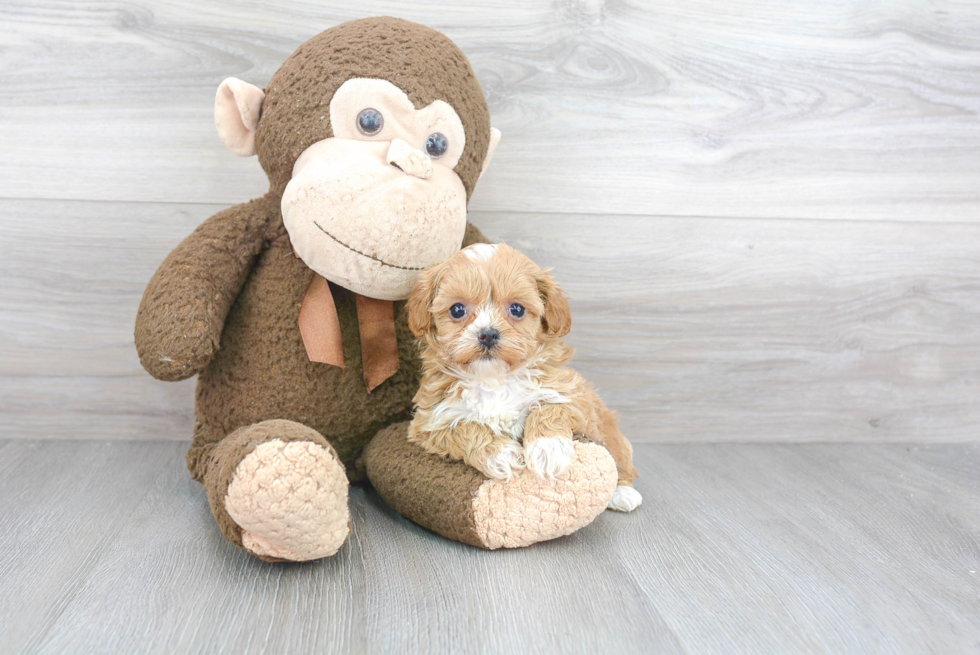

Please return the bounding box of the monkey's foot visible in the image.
[364,423,618,550]
[225,438,350,562]
[471,442,617,548]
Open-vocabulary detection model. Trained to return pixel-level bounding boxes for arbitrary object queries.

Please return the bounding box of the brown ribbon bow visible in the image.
[297,272,400,393]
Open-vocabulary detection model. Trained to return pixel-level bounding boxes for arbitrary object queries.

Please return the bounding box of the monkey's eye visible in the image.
[449,303,467,320]
[509,303,526,319]
[425,132,448,158]
[356,108,384,136]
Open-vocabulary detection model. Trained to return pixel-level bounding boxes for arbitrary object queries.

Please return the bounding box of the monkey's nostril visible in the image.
[478,328,500,350]
[386,138,433,179]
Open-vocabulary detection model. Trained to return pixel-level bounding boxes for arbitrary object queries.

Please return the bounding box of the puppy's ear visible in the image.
[537,269,572,338]
[407,267,439,337]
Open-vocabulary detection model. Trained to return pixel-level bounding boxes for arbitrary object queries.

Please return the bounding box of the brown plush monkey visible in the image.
[135,17,619,561]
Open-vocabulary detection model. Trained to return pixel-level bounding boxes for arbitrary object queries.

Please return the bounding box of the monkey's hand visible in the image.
[135,196,275,381]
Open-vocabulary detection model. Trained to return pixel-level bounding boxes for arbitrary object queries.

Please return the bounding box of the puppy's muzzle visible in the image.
[477,327,500,351]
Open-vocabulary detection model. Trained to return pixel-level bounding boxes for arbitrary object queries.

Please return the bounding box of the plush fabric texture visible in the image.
[365,424,619,549]
[472,442,618,549]
[201,419,337,554]
[385,137,435,178]
[363,421,489,547]
[135,18,618,559]
[179,205,487,482]
[255,17,491,201]
[138,197,490,553]
[135,194,278,383]
[281,136,468,300]
[226,437,350,562]
[214,77,265,156]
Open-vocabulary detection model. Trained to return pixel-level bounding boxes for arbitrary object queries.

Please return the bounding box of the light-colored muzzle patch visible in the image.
[282,138,468,300]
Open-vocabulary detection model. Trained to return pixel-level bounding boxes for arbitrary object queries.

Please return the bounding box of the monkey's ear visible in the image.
[479,128,502,178]
[537,268,572,338]
[407,268,439,337]
[214,77,266,157]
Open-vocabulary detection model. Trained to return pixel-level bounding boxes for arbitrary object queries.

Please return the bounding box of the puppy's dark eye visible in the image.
[449,303,467,320]
[509,303,526,318]
[425,132,448,158]
[356,108,384,136]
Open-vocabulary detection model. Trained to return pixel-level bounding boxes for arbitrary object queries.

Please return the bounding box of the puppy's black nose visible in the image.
[478,327,500,350]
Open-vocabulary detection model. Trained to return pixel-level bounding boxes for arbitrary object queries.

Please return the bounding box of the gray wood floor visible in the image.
[1,439,977,655]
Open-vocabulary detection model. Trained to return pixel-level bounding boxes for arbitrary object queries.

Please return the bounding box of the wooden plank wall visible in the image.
[1,0,978,442]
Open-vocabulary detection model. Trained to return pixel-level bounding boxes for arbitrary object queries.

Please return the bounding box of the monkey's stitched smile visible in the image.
[312,221,426,271]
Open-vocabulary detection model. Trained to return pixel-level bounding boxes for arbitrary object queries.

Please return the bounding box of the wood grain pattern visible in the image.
[0,0,977,220]
[3,198,979,443]
[482,210,980,442]
[1,440,977,654]
[622,442,980,654]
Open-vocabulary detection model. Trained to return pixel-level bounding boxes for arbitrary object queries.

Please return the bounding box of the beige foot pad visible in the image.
[472,442,618,549]
[225,439,350,561]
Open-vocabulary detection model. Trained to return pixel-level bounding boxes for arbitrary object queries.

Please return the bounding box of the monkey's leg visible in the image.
[200,419,350,562]
[363,422,618,549]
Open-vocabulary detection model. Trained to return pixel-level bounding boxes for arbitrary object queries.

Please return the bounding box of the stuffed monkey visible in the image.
[135,17,619,561]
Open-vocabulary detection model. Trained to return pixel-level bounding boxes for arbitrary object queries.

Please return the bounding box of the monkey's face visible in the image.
[213,19,501,301]
[280,79,469,300]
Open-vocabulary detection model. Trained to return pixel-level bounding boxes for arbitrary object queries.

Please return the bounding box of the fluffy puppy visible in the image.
[406,243,641,512]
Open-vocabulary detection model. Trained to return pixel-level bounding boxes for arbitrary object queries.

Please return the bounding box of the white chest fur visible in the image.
[426,368,568,439]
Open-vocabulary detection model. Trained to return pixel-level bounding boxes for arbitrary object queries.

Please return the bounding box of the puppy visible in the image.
[406,243,641,512]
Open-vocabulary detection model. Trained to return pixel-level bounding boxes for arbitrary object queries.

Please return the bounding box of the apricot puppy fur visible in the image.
[406,243,641,512]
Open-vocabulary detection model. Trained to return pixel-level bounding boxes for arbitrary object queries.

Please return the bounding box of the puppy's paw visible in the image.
[607,485,642,512]
[525,436,576,480]
[481,441,525,480]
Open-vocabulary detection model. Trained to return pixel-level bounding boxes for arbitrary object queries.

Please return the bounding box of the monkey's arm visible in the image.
[135,195,277,381]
